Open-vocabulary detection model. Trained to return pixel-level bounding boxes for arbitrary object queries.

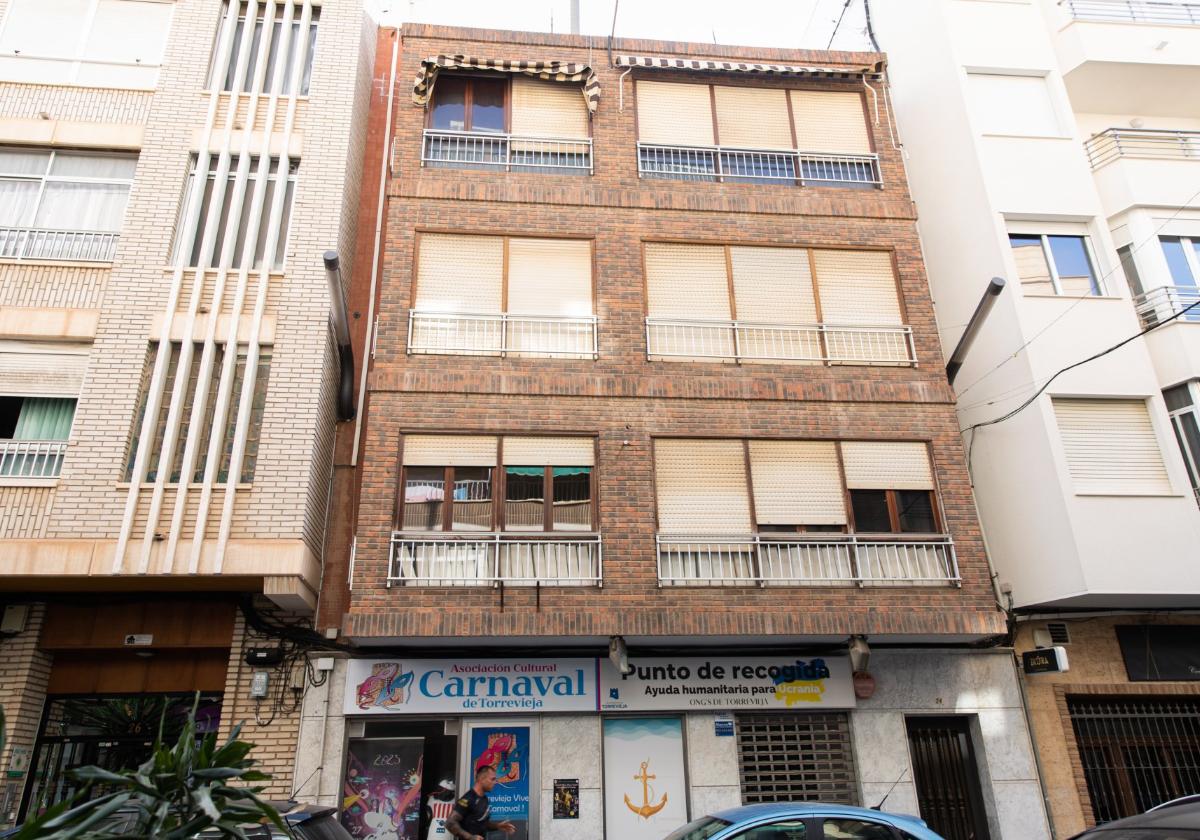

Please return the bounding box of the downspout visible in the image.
[323,251,355,421]
[351,28,399,466]
[1013,648,1059,840]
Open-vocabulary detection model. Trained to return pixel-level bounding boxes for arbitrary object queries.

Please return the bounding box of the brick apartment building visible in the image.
[298,24,1053,840]
[0,0,373,824]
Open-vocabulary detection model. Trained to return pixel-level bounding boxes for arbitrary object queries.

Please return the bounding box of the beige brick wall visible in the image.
[0,264,109,309]
[0,603,52,824]
[0,487,55,538]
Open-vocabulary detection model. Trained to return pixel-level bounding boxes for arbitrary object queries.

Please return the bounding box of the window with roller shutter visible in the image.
[1052,398,1174,495]
[409,233,595,359]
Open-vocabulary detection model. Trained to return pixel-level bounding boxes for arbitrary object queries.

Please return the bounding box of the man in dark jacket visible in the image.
[445,766,516,840]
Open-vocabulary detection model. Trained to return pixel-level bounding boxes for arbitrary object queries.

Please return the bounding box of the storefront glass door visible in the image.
[461,720,537,840]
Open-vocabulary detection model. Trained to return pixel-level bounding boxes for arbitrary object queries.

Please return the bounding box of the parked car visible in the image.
[1067,801,1200,839]
[661,803,945,840]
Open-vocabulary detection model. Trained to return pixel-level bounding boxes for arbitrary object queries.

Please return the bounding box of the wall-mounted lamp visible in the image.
[609,635,632,676]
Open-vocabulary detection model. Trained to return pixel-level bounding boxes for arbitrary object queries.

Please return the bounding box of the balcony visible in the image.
[1134,285,1200,327]
[1061,0,1200,24]
[655,534,959,587]
[0,440,67,480]
[421,130,593,175]
[1084,129,1200,213]
[637,143,881,188]
[388,533,602,587]
[645,317,916,366]
[1085,128,1200,168]
[0,228,119,262]
[407,311,598,359]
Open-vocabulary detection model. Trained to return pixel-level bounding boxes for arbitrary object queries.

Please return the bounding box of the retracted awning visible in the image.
[614,54,879,80]
[413,55,601,114]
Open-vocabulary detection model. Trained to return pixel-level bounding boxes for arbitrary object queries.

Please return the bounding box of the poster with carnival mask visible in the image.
[342,738,424,840]
[468,726,531,840]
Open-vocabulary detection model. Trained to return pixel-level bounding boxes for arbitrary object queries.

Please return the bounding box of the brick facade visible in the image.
[332,25,1007,644]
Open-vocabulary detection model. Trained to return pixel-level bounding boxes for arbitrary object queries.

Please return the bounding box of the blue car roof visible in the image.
[709,802,932,832]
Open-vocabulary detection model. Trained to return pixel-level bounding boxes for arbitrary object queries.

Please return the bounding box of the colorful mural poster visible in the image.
[602,717,688,840]
[341,738,424,840]
[468,725,531,840]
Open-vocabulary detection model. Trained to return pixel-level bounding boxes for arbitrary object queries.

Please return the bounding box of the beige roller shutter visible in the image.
[790,90,871,154]
[730,246,816,323]
[841,441,934,490]
[654,439,752,534]
[506,238,592,316]
[748,440,846,525]
[636,80,715,147]
[414,234,503,313]
[644,243,731,319]
[1052,398,1172,494]
[0,342,88,396]
[403,435,497,467]
[814,250,902,326]
[713,86,793,150]
[502,437,594,466]
[510,77,589,139]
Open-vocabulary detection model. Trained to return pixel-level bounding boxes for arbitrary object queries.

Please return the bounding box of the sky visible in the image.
[362,0,875,53]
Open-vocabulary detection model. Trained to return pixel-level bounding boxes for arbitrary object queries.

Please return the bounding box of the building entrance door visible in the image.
[905,716,991,840]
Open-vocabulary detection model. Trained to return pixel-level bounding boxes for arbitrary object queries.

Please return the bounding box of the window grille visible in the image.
[736,712,857,805]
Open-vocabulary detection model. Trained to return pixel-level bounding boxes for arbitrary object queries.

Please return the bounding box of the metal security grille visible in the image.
[736,712,857,804]
[906,717,991,840]
[1068,696,1200,824]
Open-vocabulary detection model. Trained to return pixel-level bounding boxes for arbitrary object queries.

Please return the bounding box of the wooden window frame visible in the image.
[847,488,943,536]
[500,464,597,533]
[424,73,512,133]
[398,464,497,532]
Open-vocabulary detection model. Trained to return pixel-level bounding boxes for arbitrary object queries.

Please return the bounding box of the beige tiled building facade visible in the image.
[0,0,373,822]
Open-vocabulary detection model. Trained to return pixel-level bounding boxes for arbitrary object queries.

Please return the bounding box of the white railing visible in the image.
[0,227,119,262]
[1061,0,1200,24]
[1085,128,1200,168]
[1133,285,1200,327]
[637,143,882,188]
[0,440,68,479]
[408,311,599,358]
[421,130,593,174]
[656,534,959,587]
[645,318,917,366]
[389,533,602,586]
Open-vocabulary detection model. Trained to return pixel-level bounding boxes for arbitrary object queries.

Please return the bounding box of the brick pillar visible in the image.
[0,603,52,826]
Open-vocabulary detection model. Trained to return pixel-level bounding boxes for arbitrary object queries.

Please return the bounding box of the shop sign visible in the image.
[599,656,856,711]
[1022,647,1069,675]
[346,658,597,715]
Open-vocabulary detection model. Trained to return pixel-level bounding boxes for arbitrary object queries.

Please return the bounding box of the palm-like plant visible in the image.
[13,695,286,839]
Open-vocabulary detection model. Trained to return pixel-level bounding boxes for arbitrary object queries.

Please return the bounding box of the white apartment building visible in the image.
[0,0,373,823]
[874,1,1200,836]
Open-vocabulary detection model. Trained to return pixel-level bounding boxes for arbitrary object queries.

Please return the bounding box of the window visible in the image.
[821,819,898,839]
[1052,398,1172,495]
[1117,244,1144,297]
[210,2,318,96]
[842,441,939,534]
[635,80,878,187]
[967,73,1061,137]
[731,820,808,840]
[174,155,296,270]
[0,0,172,88]
[1164,383,1200,503]
[408,234,595,358]
[0,396,75,478]
[662,817,733,840]
[399,435,596,532]
[736,712,857,804]
[643,243,912,365]
[0,148,136,261]
[125,342,271,484]
[429,76,506,133]
[1008,233,1102,296]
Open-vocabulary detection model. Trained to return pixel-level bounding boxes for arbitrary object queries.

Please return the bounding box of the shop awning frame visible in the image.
[412,55,602,115]
[613,54,882,81]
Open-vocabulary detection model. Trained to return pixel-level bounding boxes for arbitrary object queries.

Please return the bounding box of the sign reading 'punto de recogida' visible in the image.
[345,656,855,714]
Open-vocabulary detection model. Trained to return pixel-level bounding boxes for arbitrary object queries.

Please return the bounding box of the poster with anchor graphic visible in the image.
[602,718,688,840]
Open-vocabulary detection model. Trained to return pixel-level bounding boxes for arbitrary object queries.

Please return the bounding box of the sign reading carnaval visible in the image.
[598,656,856,711]
[346,658,597,715]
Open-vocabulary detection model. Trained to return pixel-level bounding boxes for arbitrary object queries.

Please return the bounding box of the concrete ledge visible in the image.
[151,311,277,345]
[0,117,143,150]
[0,307,99,342]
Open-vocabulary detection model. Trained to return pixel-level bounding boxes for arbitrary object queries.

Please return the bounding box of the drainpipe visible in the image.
[1012,649,1059,839]
[324,251,355,422]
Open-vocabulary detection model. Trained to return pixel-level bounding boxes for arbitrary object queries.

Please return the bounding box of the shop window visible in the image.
[735,712,857,804]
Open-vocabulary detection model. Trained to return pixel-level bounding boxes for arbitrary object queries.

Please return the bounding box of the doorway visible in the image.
[905,716,991,840]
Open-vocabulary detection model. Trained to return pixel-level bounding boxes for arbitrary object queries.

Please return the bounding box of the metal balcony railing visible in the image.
[408,311,599,359]
[1085,128,1200,168]
[637,143,882,188]
[388,533,602,586]
[421,130,593,174]
[656,534,959,587]
[645,317,917,366]
[1133,285,1200,327]
[0,227,119,262]
[0,440,68,479]
[1061,0,1200,24]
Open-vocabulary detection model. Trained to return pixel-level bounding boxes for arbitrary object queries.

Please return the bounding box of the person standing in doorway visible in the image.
[445,765,515,840]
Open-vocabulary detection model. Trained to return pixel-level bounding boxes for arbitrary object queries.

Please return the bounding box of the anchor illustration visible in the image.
[624,760,668,819]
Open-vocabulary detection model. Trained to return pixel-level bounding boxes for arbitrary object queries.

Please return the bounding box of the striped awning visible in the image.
[614,54,878,80]
[413,55,601,114]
